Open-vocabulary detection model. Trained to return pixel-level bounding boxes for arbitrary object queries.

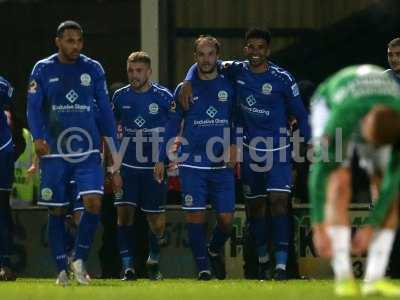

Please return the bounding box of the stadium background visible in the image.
[1,0,400,280]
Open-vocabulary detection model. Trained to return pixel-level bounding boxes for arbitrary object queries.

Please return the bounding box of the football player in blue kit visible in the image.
[0,76,16,281]
[155,36,237,280]
[27,21,121,286]
[180,29,311,280]
[111,51,171,281]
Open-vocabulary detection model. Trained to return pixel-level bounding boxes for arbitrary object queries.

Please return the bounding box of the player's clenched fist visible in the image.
[34,139,50,157]
[111,171,123,193]
[154,162,165,183]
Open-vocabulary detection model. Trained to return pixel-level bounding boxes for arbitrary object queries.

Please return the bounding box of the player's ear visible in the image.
[266,47,271,57]
[55,37,60,48]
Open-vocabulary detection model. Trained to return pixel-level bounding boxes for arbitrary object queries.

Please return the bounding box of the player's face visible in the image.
[244,38,270,68]
[56,29,83,62]
[388,46,400,73]
[127,61,151,90]
[194,42,219,74]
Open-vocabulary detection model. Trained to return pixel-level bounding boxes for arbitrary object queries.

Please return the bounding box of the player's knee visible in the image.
[185,211,205,223]
[217,214,233,234]
[246,198,266,218]
[147,213,165,234]
[83,194,102,214]
[329,168,351,195]
[269,192,289,216]
[117,205,135,225]
[48,206,66,216]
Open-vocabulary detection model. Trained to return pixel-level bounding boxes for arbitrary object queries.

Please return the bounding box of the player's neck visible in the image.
[198,69,218,80]
[131,81,151,93]
[57,52,77,64]
[250,62,268,74]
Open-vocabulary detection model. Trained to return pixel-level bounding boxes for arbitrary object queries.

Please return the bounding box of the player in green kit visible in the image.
[309,65,400,297]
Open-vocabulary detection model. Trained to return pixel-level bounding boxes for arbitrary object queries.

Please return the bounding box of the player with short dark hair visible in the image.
[179,28,310,280]
[385,37,400,84]
[27,20,121,286]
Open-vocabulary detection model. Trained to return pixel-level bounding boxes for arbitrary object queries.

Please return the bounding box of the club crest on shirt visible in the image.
[114,189,124,200]
[41,188,53,201]
[28,80,37,94]
[262,83,273,95]
[184,194,193,206]
[80,73,91,86]
[218,90,228,102]
[149,103,159,114]
[169,100,176,112]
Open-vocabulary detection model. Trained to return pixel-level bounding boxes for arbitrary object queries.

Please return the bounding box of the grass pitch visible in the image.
[0,279,391,300]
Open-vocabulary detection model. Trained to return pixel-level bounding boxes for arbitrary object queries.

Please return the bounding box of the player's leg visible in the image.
[0,147,15,280]
[362,198,400,296]
[181,167,210,279]
[265,154,292,280]
[38,157,70,286]
[242,149,269,280]
[142,169,167,280]
[72,156,104,285]
[114,166,138,280]
[0,191,15,281]
[146,213,165,280]
[208,168,235,280]
[325,166,356,294]
[64,181,81,264]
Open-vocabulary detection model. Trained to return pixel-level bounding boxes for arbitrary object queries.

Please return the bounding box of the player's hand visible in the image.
[178,81,193,111]
[352,225,375,255]
[34,139,50,157]
[226,144,238,168]
[312,223,332,258]
[154,162,165,183]
[26,163,37,179]
[111,172,123,193]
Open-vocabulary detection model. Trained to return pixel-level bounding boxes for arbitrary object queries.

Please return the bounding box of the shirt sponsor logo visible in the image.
[149,103,159,114]
[218,90,228,102]
[122,105,131,109]
[80,73,91,86]
[49,77,60,83]
[52,104,91,113]
[206,106,218,118]
[262,83,273,95]
[66,89,79,103]
[134,116,146,127]
[246,95,256,107]
[236,80,246,85]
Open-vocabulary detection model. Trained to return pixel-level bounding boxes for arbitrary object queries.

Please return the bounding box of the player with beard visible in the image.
[179,29,310,280]
[27,20,121,286]
[385,38,400,84]
[155,36,237,280]
[111,51,172,281]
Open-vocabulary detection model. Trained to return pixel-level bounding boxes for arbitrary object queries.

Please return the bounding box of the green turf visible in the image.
[0,279,393,300]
